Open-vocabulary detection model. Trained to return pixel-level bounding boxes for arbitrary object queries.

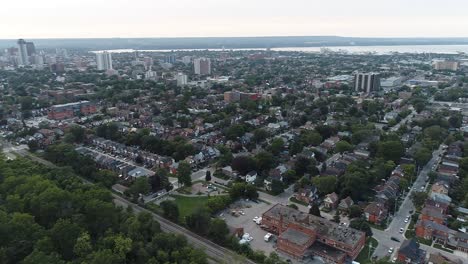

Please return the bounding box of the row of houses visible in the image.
[76,146,155,180]
[364,165,406,225]
[413,142,468,259]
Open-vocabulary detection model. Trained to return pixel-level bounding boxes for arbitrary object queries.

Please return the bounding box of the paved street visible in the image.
[390,109,416,132]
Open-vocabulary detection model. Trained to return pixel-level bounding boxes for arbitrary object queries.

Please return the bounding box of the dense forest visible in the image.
[0,155,207,264]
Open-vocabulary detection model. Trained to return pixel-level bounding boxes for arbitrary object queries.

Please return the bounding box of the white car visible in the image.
[388,247,394,254]
[404,218,409,223]
[253,216,259,222]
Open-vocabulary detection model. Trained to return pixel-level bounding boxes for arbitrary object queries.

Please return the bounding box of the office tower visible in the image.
[17,39,29,66]
[96,52,113,70]
[354,73,381,94]
[164,54,176,64]
[26,42,36,56]
[193,58,211,75]
[176,73,188,87]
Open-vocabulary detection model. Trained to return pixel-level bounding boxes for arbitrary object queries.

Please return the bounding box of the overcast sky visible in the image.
[1,0,468,39]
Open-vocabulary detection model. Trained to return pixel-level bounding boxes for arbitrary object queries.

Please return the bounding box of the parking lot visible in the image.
[221,200,277,254]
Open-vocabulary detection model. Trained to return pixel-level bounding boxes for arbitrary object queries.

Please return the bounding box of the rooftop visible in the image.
[263,204,365,246]
[279,228,313,246]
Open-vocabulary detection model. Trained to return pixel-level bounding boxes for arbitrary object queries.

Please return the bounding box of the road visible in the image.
[371,144,463,261]
[390,109,416,132]
[0,140,253,264]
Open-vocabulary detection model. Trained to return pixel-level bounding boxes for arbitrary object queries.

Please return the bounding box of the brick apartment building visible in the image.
[261,204,366,264]
[48,101,97,120]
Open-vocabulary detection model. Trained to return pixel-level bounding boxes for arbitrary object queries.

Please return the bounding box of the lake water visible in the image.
[94,45,468,55]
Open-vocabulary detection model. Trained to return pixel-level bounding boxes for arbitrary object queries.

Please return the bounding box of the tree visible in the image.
[377,140,405,163]
[348,205,362,219]
[269,138,284,155]
[402,164,416,179]
[128,177,151,199]
[64,125,86,143]
[205,170,212,182]
[255,151,275,172]
[411,192,428,209]
[177,161,192,186]
[160,200,179,222]
[309,204,321,217]
[231,156,256,175]
[73,232,92,259]
[270,180,284,195]
[301,131,322,146]
[186,207,211,235]
[335,141,353,153]
[252,129,269,143]
[294,156,312,176]
[312,176,337,195]
[333,210,341,223]
[350,219,373,236]
[414,147,432,166]
[49,218,83,260]
[208,219,229,244]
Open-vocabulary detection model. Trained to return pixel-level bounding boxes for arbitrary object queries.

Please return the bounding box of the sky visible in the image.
[1,0,468,39]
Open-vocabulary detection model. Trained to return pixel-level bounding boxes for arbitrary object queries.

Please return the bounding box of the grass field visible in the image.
[170,195,210,221]
[356,237,378,264]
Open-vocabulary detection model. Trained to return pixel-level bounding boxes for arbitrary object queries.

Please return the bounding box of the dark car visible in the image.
[391,237,400,242]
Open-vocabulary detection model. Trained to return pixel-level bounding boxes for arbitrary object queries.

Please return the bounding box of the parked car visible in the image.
[390,237,400,242]
[388,247,394,254]
[399,228,404,233]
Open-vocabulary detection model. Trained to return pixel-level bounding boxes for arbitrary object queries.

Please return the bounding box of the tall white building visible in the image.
[193,58,211,75]
[17,39,29,66]
[96,52,113,70]
[176,73,188,87]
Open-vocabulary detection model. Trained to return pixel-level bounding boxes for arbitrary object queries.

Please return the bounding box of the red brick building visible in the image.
[364,202,388,225]
[415,219,449,244]
[262,204,366,263]
[420,207,446,225]
[48,101,97,120]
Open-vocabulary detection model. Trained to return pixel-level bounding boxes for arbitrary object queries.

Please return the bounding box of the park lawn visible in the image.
[170,194,210,221]
[356,237,378,264]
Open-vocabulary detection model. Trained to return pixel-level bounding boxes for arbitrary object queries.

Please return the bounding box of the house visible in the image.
[222,166,234,177]
[246,171,257,184]
[420,207,446,225]
[430,192,452,205]
[364,202,388,225]
[453,232,468,253]
[424,199,449,215]
[427,253,462,264]
[269,164,288,180]
[264,174,282,191]
[397,239,426,264]
[415,219,450,244]
[431,181,449,195]
[338,196,354,213]
[323,192,339,209]
[294,185,319,205]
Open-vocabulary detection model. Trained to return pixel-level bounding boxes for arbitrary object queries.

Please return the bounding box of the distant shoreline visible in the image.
[2,36,468,50]
[91,44,468,55]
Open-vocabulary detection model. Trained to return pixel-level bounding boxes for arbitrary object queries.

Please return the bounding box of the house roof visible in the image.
[399,239,422,260]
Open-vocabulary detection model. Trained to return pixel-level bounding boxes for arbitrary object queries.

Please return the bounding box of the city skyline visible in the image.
[1,0,468,39]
